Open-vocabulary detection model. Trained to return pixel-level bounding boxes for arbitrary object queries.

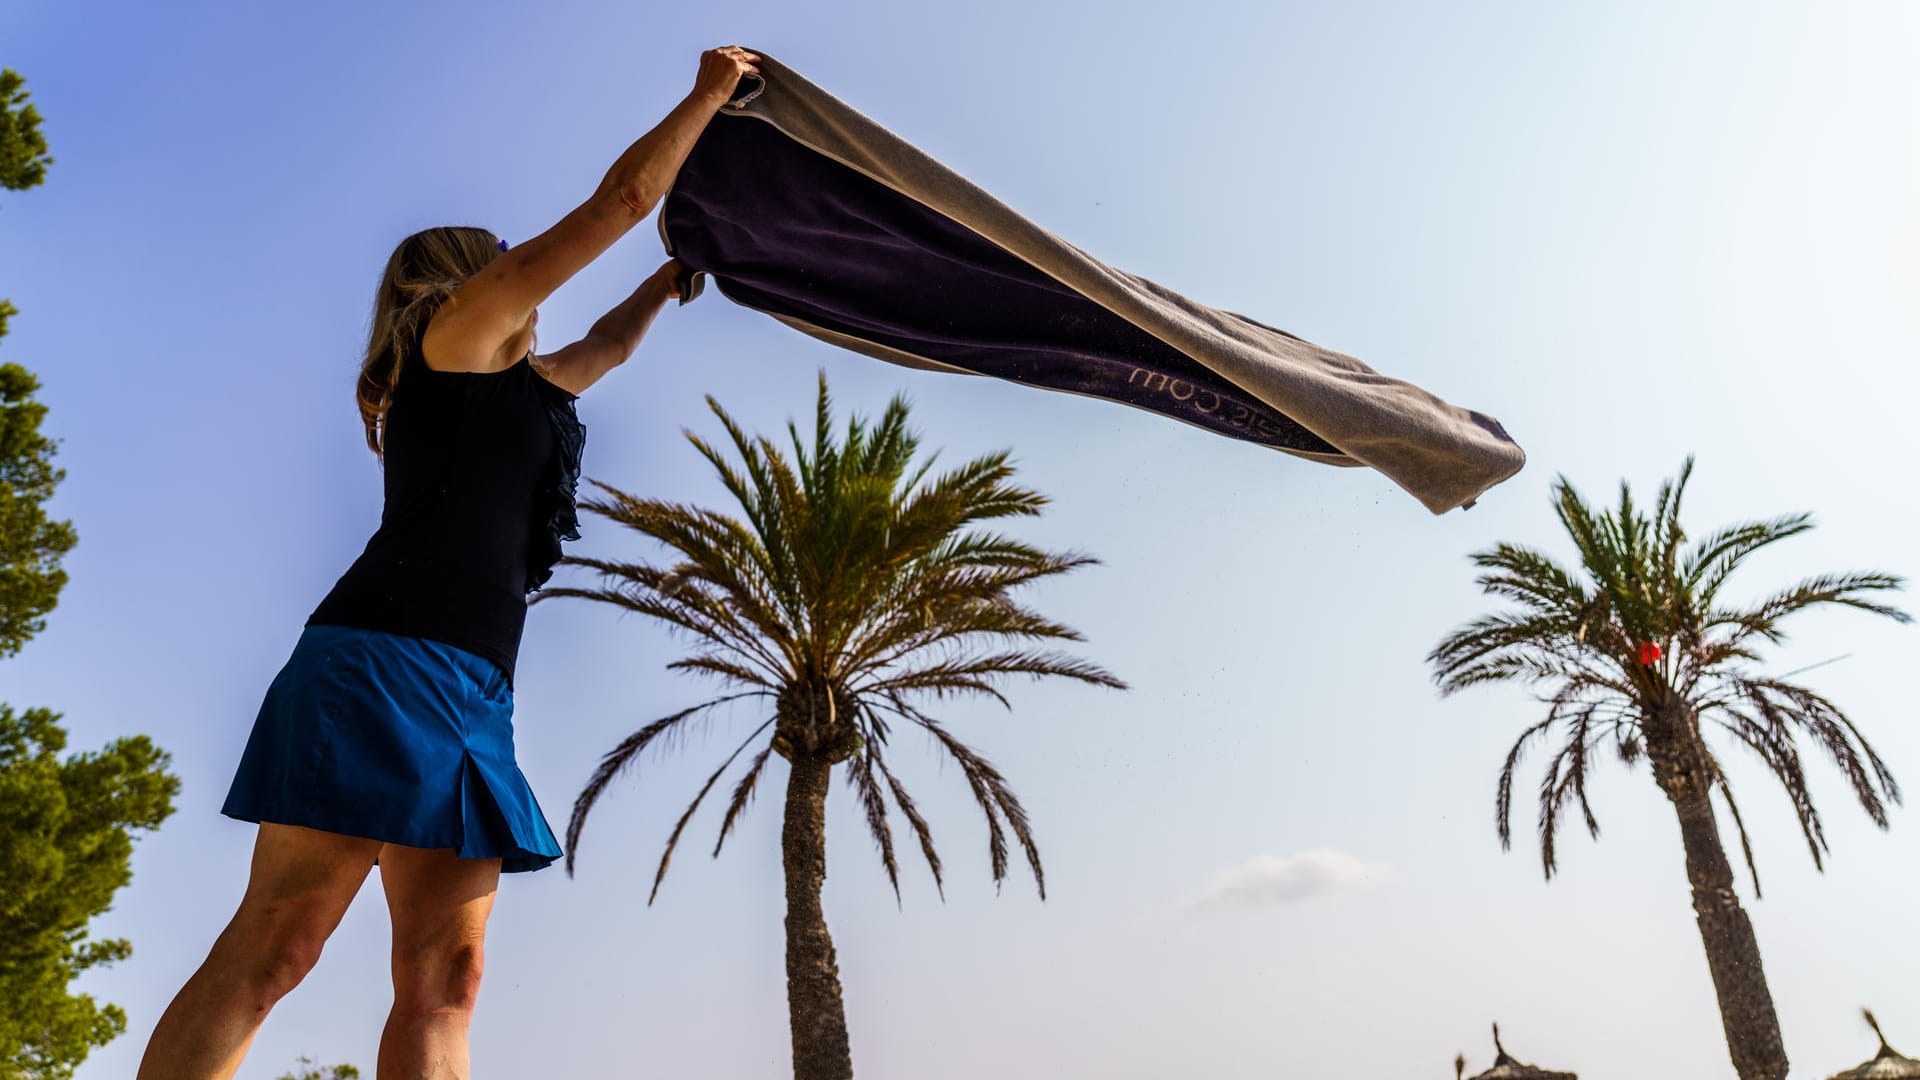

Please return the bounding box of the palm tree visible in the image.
[1428,458,1908,1080]
[541,376,1123,1080]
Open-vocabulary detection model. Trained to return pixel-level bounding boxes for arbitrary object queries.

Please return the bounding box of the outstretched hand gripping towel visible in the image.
[659,52,1525,513]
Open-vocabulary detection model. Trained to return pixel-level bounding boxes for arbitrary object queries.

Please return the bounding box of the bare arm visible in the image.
[422,46,758,373]
[535,259,685,395]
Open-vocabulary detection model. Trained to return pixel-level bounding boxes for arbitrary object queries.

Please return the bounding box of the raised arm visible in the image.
[421,46,758,373]
[535,258,686,395]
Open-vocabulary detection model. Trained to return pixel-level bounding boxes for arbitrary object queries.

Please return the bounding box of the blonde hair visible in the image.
[357,226,505,455]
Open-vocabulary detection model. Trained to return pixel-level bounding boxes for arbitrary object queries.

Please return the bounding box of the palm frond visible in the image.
[864,651,1125,701]
[1714,572,1911,646]
[540,556,793,682]
[1534,696,1605,878]
[649,718,776,903]
[1497,715,1558,852]
[563,693,766,875]
[850,599,1098,678]
[1729,675,1899,824]
[1708,755,1764,898]
[844,747,903,903]
[1709,703,1827,869]
[893,703,1046,898]
[870,733,945,899]
[1469,543,1592,617]
[1680,513,1814,607]
[667,654,780,690]
[713,747,774,858]
[568,491,802,662]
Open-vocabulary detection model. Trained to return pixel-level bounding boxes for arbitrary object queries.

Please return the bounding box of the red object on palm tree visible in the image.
[1639,642,1664,665]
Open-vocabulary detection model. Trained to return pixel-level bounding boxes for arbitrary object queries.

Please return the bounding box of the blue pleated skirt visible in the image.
[222,624,563,873]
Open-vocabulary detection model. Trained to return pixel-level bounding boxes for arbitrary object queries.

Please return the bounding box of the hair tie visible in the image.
[497,239,510,251]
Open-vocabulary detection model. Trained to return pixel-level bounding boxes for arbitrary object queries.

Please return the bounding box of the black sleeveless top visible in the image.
[307,354,585,686]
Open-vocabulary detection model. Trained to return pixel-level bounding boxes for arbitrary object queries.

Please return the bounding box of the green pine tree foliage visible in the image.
[0,706,179,1080]
[1,68,72,654]
[274,1057,362,1080]
[0,359,78,658]
[1,69,53,192]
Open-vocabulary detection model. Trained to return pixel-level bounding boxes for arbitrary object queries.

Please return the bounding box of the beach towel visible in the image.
[658,52,1525,513]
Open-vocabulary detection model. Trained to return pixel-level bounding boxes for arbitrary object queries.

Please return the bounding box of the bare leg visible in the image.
[375,843,501,1080]
[138,824,382,1080]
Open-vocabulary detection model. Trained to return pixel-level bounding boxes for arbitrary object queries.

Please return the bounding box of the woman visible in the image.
[137,45,760,1080]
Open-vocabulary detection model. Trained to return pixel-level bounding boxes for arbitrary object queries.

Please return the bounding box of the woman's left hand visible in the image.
[693,46,761,106]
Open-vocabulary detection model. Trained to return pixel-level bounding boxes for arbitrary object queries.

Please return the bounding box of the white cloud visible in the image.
[1184,850,1387,913]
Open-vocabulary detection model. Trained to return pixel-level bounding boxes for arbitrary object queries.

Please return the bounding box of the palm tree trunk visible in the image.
[1650,718,1787,1080]
[782,751,854,1080]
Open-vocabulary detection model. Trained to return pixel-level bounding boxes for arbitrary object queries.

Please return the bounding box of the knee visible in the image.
[233,900,337,1003]
[394,934,486,1017]
[258,933,327,1003]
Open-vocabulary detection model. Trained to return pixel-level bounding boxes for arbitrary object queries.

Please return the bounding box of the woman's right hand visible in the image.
[694,46,761,106]
[647,257,691,301]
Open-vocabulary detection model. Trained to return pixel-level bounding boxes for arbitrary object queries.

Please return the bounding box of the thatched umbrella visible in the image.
[1461,1023,1578,1080]
[1829,1010,1920,1080]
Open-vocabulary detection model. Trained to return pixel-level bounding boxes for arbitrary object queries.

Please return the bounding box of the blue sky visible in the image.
[4,1,1917,1076]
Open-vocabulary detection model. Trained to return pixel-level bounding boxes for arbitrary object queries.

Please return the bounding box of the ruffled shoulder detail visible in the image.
[526,375,585,593]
